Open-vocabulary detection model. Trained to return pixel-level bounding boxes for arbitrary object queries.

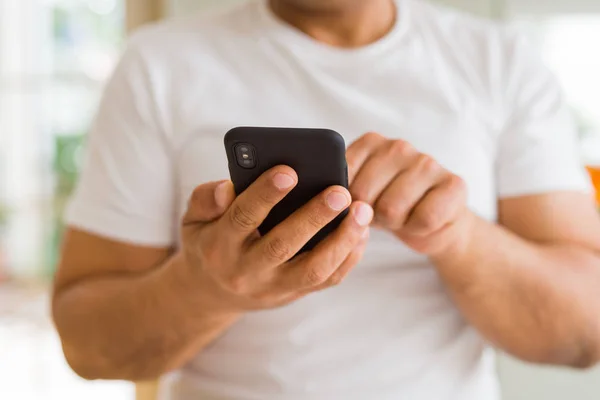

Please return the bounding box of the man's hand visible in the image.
[180,165,374,313]
[346,132,470,257]
[53,165,373,381]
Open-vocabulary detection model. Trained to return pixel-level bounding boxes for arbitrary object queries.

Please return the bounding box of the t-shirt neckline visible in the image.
[256,0,410,62]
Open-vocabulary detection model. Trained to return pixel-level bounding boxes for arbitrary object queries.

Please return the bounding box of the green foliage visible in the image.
[44,134,86,276]
[54,134,86,197]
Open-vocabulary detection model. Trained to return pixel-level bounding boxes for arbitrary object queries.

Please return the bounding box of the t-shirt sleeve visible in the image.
[496,31,593,198]
[64,36,176,247]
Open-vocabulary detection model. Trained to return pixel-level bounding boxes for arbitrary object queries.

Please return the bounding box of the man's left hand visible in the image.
[347,132,472,257]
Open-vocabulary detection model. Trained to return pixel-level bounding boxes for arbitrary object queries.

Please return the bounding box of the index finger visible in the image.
[346,132,386,184]
[248,185,352,266]
[219,165,298,241]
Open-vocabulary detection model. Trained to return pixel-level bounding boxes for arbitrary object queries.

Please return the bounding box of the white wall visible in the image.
[507,0,600,16]
[166,0,498,17]
[436,0,500,17]
[166,0,243,15]
[498,360,600,400]
[165,1,600,400]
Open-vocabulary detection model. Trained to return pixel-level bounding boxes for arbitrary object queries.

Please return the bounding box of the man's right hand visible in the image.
[180,165,374,312]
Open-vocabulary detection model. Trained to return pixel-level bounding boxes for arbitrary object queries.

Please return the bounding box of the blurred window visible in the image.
[513,15,600,165]
[0,0,124,277]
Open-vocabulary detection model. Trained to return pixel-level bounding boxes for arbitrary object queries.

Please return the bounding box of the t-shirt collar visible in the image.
[256,0,410,63]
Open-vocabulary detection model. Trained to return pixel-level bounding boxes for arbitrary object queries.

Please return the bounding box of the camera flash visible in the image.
[242,154,249,159]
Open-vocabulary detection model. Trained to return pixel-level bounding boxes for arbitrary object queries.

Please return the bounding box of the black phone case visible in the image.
[225,126,349,254]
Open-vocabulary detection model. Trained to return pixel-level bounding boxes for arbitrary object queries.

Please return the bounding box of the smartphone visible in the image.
[224,126,349,254]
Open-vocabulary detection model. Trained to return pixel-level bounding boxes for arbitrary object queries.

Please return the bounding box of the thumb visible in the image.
[183,180,236,225]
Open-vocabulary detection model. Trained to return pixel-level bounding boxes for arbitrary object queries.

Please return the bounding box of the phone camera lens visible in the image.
[235,143,256,169]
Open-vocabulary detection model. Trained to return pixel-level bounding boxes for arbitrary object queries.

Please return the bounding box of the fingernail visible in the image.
[354,204,374,226]
[327,191,351,211]
[273,173,296,190]
[214,182,230,208]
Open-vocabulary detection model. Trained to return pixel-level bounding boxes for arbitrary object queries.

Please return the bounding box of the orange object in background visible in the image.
[587,166,600,205]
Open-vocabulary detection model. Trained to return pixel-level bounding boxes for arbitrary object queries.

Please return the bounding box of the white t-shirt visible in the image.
[65,0,591,399]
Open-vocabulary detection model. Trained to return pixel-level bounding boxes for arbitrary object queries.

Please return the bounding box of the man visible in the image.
[52,0,600,399]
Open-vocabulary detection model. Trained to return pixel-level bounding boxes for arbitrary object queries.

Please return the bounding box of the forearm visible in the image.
[52,252,240,381]
[434,213,600,368]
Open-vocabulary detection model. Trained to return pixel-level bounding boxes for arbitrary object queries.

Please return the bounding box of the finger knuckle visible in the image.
[337,223,362,247]
[224,274,248,295]
[328,271,345,286]
[306,209,328,230]
[376,201,405,223]
[305,266,329,286]
[264,237,292,263]
[418,208,441,231]
[363,132,385,144]
[389,140,414,157]
[449,175,467,193]
[229,204,257,230]
[416,154,438,174]
[257,188,279,206]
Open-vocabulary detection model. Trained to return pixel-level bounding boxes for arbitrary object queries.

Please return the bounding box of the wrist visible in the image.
[430,210,478,266]
[170,251,244,318]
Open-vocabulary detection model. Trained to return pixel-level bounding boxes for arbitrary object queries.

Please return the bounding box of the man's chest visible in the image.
[169,67,499,225]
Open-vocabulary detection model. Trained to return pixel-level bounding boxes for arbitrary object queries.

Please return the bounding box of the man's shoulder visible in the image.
[409,0,527,73]
[410,0,503,37]
[411,0,526,49]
